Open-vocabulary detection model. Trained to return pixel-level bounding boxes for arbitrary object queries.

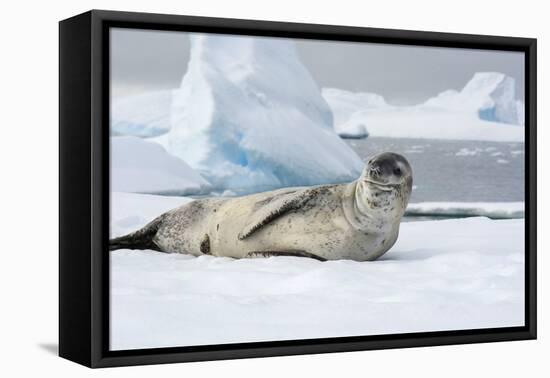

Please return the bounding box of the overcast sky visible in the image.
[111,28,524,105]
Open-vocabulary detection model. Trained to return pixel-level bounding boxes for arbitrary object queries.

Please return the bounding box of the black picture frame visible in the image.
[59,9,537,368]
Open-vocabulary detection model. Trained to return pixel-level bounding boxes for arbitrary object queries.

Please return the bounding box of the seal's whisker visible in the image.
[369,166,381,177]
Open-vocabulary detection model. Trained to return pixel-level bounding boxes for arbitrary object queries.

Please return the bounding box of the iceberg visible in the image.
[336,119,370,139]
[165,34,363,192]
[111,90,173,137]
[322,88,386,138]
[321,72,525,142]
[319,106,524,142]
[516,100,525,127]
[111,136,210,194]
[424,72,524,126]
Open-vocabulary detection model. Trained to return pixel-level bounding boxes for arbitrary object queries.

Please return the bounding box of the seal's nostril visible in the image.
[369,164,381,177]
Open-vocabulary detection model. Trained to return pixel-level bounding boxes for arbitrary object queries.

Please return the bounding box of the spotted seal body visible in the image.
[109,152,413,261]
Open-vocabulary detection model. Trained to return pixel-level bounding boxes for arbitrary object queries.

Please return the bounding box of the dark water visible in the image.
[346,137,525,203]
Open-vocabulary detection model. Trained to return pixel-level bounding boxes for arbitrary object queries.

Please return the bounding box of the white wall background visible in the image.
[0,0,546,376]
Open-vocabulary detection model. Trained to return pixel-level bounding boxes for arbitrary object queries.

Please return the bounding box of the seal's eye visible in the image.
[393,167,401,176]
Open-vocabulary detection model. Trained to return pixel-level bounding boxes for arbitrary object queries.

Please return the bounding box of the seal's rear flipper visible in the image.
[109,215,165,252]
[109,234,161,252]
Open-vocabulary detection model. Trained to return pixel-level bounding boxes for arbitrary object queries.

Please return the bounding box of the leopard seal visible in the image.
[109,152,413,261]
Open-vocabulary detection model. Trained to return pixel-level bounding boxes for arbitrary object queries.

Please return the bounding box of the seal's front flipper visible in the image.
[238,187,325,240]
[246,250,327,261]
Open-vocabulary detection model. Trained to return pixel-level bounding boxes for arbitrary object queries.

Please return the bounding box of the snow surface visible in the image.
[110,193,525,350]
[406,202,524,219]
[161,34,362,191]
[322,72,525,141]
[110,192,193,238]
[111,90,173,137]
[110,137,210,194]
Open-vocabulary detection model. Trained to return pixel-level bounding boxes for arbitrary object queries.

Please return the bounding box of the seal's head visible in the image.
[356,152,413,214]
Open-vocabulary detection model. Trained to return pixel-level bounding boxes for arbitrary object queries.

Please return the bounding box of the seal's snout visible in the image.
[368,163,382,179]
[364,152,412,189]
[369,154,401,176]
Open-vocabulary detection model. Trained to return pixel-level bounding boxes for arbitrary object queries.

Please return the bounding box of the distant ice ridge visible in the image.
[515,99,525,127]
[406,202,524,219]
[424,72,524,126]
[322,72,525,142]
[111,136,210,194]
[111,90,173,137]
[322,88,387,138]
[163,34,362,191]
